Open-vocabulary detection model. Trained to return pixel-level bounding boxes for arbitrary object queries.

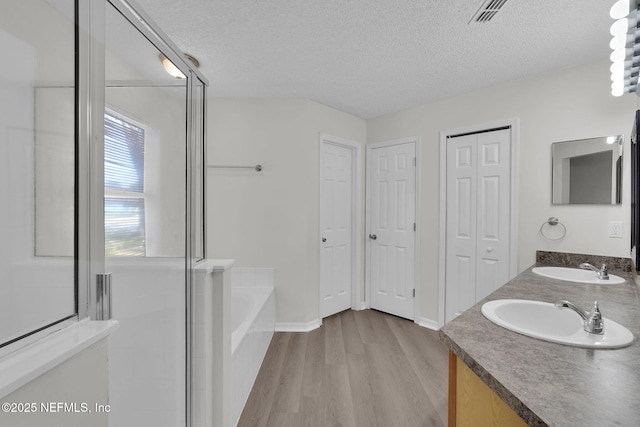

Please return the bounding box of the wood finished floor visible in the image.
[237,309,449,427]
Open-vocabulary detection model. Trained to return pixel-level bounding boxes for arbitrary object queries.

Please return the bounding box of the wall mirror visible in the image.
[552,135,623,205]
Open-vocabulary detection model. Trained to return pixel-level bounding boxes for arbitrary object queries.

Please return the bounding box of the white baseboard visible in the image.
[418,317,440,331]
[275,319,321,333]
[275,314,437,332]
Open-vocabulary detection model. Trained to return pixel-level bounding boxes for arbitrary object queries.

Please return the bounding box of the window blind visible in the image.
[104,111,146,257]
[105,112,145,192]
[104,197,146,256]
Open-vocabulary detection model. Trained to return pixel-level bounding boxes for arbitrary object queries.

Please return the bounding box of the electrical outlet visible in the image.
[609,221,623,238]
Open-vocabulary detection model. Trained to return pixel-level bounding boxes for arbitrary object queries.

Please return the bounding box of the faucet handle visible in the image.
[586,301,604,335]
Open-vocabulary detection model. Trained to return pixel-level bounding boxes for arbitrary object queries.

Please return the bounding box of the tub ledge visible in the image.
[194,259,235,274]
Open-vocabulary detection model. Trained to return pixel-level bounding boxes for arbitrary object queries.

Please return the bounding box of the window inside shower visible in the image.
[104,109,147,257]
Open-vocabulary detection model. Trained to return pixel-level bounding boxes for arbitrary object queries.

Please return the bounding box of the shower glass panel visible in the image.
[0,0,76,350]
[104,2,188,426]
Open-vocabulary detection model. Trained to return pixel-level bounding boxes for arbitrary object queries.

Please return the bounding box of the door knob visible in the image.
[369,234,377,240]
[487,246,494,252]
[322,237,327,243]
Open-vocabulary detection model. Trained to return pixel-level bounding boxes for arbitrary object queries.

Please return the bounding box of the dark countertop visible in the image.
[439,264,640,426]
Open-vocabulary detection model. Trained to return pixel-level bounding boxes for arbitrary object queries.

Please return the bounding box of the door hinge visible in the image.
[413,157,416,166]
[413,222,416,231]
[413,288,416,297]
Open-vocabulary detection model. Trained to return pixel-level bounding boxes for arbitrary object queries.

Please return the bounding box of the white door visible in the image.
[320,141,353,318]
[445,129,511,323]
[368,140,416,320]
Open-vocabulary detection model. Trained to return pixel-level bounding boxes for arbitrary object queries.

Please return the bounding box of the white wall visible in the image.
[0,340,109,427]
[367,59,637,323]
[207,99,366,324]
[208,60,637,327]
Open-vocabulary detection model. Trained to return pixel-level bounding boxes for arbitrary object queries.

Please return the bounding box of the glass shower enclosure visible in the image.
[1,1,206,424]
[101,2,207,426]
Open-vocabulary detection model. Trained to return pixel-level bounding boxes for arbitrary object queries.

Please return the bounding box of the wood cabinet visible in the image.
[449,351,526,427]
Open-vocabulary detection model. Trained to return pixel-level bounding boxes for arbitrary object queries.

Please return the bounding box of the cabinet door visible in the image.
[449,353,526,427]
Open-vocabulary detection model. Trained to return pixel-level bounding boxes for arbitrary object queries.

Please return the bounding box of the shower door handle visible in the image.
[96,273,112,321]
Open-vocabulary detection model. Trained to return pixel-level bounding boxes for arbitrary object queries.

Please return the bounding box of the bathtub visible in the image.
[231,289,272,354]
[192,263,274,427]
[230,268,275,426]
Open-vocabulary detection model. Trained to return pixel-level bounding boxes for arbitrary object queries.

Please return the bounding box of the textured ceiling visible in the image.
[134,0,614,119]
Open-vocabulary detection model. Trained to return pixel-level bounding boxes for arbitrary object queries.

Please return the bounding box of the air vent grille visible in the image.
[470,0,509,23]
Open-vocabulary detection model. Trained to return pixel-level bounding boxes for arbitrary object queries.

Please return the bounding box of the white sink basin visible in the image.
[532,266,625,285]
[481,299,634,349]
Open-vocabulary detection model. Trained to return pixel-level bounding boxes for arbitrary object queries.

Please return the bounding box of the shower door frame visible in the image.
[83,1,209,426]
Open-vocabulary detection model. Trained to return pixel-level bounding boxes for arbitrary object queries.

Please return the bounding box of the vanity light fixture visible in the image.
[609,0,640,96]
[159,53,200,79]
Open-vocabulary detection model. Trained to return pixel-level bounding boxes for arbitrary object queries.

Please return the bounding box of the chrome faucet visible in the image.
[555,300,604,334]
[579,262,609,280]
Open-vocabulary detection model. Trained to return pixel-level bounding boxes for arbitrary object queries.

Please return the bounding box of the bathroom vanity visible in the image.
[440,252,640,426]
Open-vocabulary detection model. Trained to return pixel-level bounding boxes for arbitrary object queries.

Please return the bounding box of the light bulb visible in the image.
[611,0,630,20]
[611,70,625,83]
[611,18,629,36]
[611,61,625,75]
[611,48,628,63]
[610,34,630,50]
[612,80,625,96]
[159,54,185,79]
[612,44,633,62]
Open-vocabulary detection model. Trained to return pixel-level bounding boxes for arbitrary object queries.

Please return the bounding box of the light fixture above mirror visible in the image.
[609,0,639,96]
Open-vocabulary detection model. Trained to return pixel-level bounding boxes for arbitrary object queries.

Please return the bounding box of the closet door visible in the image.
[445,134,478,322]
[475,130,511,303]
[445,129,511,323]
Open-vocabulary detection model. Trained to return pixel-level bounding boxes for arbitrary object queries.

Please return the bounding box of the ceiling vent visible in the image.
[469,0,509,23]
